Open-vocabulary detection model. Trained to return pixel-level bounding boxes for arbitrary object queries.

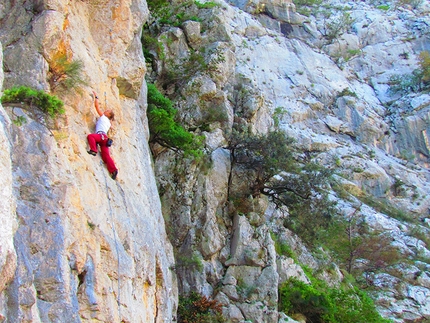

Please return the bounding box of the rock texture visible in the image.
[148,0,430,322]
[1,0,430,322]
[0,43,18,323]
[0,0,176,322]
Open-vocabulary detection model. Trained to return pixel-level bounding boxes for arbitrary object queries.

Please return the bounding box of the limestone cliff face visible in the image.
[0,1,177,322]
[1,0,430,322]
[146,0,430,322]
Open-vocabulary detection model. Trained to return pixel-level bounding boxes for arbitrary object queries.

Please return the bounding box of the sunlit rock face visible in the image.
[1,0,430,322]
[0,1,177,322]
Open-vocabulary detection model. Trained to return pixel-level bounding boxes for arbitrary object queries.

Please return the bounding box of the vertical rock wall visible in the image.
[0,42,18,323]
[0,0,177,322]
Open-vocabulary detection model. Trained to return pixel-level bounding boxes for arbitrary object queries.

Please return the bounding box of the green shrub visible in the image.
[1,86,65,119]
[324,12,355,42]
[271,232,296,259]
[147,0,203,27]
[175,252,204,271]
[377,4,390,10]
[328,286,392,323]
[272,162,336,246]
[389,50,430,94]
[294,0,323,16]
[279,278,332,322]
[418,51,430,85]
[194,0,218,9]
[388,72,422,93]
[48,54,86,92]
[147,83,204,158]
[338,88,357,98]
[178,291,225,323]
[273,106,287,128]
[227,129,336,246]
[279,277,391,323]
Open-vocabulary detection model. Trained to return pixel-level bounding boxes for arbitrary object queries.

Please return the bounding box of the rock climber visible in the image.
[87,91,118,180]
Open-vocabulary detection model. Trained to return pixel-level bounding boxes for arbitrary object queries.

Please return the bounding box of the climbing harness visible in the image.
[101,162,122,320]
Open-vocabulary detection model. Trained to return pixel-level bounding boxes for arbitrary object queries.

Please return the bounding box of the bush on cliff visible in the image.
[147,83,204,158]
[1,86,65,124]
[227,128,336,246]
[178,291,224,323]
[279,277,391,323]
[389,50,430,93]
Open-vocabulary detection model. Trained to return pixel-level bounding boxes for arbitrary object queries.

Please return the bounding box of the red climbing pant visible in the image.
[87,133,118,174]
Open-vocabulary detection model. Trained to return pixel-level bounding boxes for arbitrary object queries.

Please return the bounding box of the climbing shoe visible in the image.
[87,150,97,156]
[111,170,118,180]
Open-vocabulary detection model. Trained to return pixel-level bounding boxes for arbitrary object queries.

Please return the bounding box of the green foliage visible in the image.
[147,83,204,158]
[338,88,358,98]
[280,278,331,322]
[376,4,390,10]
[271,232,296,259]
[322,211,402,279]
[147,0,203,27]
[389,50,430,94]
[279,277,391,323]
[273,106,287,128]
[1,86,65,119]
[323,12,355,42]
[227,128,336,246]
[194,0,218,9]
[176,253,204,271]
[141,33,164,63]
[277,163,336,246]
[344,49,361,62]
[418,51,430,85]
[178,291,225,323]
[328,286,392,323]
[388,72,422,93]
[294,0,323,16]
[48,54,86,92]
[227,129,296,195]
[12,115,27,126]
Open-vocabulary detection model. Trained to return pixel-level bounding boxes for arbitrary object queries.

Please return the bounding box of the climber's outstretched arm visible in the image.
[93,91,103,117]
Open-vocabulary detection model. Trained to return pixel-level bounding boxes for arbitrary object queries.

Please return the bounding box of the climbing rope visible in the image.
[101,162,122,320]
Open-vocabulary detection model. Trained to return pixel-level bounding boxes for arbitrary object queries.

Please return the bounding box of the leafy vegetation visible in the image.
[323,12,355,42]
[376,4,390,10]
[1,86,65,123]
[293,0,323,16]
[227,129,296,196]
[227,128,336,246]
[178,291,225,323]
[48,54,87,92]
[389,50,430,94]
[195,1,218,9]
[147,83,204,158]
[146,0,203,26]
[279,277,391,323]
[322,211,402,280]
[271,232,296,259]
[175,252,204,271]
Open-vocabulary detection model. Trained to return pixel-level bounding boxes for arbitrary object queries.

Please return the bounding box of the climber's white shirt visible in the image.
[95,114,111,134]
